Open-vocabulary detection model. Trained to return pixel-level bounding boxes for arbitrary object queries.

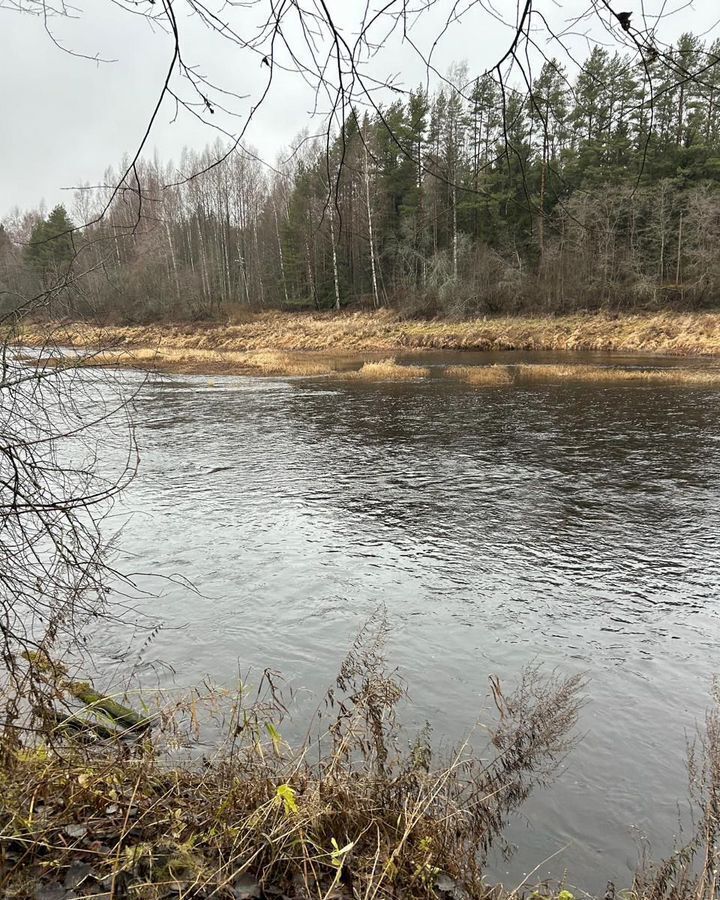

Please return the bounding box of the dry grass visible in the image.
[445,365,513,386]
[512,363,720,385]
[345,358,431,380]
[3,627,720,900]
[127,347,337,377]
[22,347,337,377]
[240,350,335,376]
[631,678,720,900]
[18,309,720,367]
[443,362,720,387]
[0,623,584,900]
[23,346,720,389]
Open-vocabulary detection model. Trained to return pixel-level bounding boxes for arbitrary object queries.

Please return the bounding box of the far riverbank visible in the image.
[17,309,720,376]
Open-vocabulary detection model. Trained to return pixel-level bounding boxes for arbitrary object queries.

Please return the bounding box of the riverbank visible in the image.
[2,645,588,900]
[18,310,720,372]
[3,648,717,900]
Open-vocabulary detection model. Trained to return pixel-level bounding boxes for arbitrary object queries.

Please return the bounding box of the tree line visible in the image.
[3,33,720,322]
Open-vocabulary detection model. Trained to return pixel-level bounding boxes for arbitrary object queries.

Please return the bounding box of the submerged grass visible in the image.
[1,622,585,900]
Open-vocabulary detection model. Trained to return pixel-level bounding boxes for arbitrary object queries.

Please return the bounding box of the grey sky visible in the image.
[1,0,717,217]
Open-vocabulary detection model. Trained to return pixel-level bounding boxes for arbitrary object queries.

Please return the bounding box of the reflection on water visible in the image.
[99,357,720,892]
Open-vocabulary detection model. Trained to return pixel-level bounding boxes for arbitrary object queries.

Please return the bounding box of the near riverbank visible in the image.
[3,640,715,900]
[18,310,720,371]
[2,639,588,900]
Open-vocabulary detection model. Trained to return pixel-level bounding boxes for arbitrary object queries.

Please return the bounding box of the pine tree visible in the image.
[26,205,75,274]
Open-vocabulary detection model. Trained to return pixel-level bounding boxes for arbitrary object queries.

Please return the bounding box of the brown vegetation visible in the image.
[1,626,584,900]
[442,363,720,388]
[3,633,720,900]
[445,365,513,386]
[512,364,720,386]
[24,347,338,377]
[18,311,720,368]
[346,358,431,380]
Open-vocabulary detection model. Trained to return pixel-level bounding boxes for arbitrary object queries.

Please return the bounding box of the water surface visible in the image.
[98,354,720,893]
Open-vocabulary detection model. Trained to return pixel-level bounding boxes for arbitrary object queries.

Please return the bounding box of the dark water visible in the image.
[98,355,720,893]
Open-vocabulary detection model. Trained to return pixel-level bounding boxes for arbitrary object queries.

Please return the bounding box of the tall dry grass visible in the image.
[441,363,720,388]
[631,678,720,900]
[23,347,338,377]
[3,624,720,900]
[0,622,584,899]
[19,309,720,362]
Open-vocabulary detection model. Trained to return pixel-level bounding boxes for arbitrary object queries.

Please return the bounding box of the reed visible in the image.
[240,350,335,376]
[24,346,337,377]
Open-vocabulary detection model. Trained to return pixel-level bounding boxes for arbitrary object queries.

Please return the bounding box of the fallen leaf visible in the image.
[232,874,262,900]
[65,862,93,890]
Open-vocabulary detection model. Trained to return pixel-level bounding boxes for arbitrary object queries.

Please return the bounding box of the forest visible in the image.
[3,32,720,323]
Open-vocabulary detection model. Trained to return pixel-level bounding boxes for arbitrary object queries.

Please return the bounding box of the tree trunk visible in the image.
[274,205,290,307]
[676,211,683,286]
[364,144,380,308]
[330,206,341,311]
[164,221,181,305]
[452,184,458,282]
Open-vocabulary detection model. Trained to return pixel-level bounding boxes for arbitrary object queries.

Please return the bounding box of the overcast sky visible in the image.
[2,0,717,218]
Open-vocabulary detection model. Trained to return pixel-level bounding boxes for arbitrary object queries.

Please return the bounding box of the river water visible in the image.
[96,352,720,893]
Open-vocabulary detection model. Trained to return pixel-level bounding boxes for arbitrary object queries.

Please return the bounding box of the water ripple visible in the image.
[98,365,720,893]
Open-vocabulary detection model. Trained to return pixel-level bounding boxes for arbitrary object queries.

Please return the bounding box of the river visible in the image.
[94,351,720,894]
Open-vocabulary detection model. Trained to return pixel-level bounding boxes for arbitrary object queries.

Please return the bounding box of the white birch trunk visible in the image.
[364,144,380,309]
[330,207,341,311]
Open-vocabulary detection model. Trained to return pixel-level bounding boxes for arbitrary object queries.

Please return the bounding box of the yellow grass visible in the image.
[23,346,720,387]
[16,310,720,380]
[239,350,335,376]
[346,358,431,380]
[18,309,720,360]
[445,364,513,386]
[31,346,337,377]
[513,363,720,385]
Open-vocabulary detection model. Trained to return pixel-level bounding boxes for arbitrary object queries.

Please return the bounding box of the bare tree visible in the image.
[0,281,138,740]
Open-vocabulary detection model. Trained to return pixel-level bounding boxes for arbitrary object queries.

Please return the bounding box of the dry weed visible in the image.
[632,678,720,900]
[240,350,334,376]
[0,621,584,900]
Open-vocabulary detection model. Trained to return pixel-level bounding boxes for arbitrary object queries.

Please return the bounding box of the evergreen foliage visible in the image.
[25,205,75,274]
[3,35,720,320]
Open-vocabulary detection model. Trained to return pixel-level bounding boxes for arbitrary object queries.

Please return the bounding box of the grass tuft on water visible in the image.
[441,363,720,388]
[346,358,431,380]
[512,364,720,385]
[445,364,513,386]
